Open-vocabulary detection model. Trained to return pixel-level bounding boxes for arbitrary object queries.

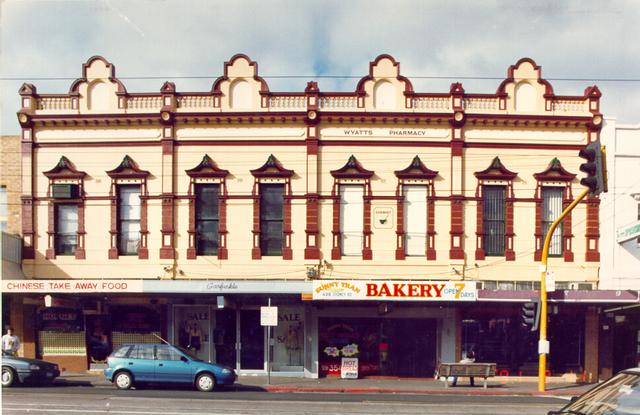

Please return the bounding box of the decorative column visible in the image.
[449,82,465,260]
[304,82,321,260]
[18,84,36,260]
[159,82,176,260]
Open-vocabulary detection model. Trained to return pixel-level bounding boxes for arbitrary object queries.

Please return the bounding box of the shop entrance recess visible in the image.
[172,305,266,373]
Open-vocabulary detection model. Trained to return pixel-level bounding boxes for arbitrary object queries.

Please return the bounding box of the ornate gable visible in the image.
[331,155,374,179]
[43,156,86,179]
[106,155,150,179]
[185,155,229,178]
[394,155,438,180]
[250,154,294,178]
[534,158,576,182]
[474,157,517,181]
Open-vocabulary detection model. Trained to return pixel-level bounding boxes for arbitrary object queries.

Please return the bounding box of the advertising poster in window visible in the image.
[173,306,210,361]
[273,306,303,370]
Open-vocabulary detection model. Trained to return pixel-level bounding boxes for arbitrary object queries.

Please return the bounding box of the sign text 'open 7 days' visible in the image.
[312,280,476,301]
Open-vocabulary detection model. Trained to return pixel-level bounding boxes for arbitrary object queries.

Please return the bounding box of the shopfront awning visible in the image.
[477,289,640,303]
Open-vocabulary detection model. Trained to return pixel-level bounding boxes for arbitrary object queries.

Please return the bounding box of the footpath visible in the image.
[58,371,595,397]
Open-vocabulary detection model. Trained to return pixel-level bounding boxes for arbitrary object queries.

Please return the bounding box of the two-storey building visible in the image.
[5,54,633,380]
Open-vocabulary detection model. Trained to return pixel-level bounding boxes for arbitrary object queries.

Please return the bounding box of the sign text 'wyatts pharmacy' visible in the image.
[312,280,476,301]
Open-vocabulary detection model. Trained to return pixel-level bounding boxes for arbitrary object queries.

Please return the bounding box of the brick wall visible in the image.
[1,135,21,235]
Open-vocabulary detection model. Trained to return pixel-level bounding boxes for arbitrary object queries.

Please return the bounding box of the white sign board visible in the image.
[341,357,359,379]
[545,271,556,293]
[313,280,476,301]
[260,306,278,327]
[2,280,143,293]
[616,220,640,244]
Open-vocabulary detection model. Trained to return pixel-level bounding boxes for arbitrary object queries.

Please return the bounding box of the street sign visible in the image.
[616,220,640,244]
[260,306,278,326]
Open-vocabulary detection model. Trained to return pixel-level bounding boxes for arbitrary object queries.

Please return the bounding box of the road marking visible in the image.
[2,407,235,415]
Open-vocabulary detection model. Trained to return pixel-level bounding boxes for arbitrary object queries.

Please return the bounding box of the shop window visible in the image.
[542,187,564,256]
[195,184,219,256]
[118,185,141,256]
[483,186,506,256]
[55,204,78,255]
[260,184,284,256]
[403,185,427,256]
[340,185,364,256]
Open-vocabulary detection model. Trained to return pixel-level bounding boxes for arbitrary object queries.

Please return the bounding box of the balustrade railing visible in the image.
[411,96,450,111]
[268,96,307,110]
[36,97,72,111]
[318,96,358,109]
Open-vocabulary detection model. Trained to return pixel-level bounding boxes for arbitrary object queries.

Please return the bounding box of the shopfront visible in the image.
[311,280,475,377]
[148,280,311,376]
[169,301,304,374]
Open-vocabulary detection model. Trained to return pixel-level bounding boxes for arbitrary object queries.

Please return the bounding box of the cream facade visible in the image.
[8,54,628,380]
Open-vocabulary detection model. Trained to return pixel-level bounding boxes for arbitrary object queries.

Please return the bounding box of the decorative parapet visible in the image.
[18,54,600,123]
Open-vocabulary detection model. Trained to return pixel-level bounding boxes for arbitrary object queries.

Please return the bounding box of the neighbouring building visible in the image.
[1,135,25,354]
[3,54,633,380]
[599,119,640,376]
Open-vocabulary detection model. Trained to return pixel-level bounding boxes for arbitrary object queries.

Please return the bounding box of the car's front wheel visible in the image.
[195,373,215,392]
[1,367,16,387]
[114,371,133,390]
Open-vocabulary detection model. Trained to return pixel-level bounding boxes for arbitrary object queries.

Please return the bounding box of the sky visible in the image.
[1,0,639,135]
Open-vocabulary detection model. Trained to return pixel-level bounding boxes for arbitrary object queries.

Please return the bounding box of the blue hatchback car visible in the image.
[105,343,236,392]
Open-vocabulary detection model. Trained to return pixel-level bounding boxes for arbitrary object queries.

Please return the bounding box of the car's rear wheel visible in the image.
[114,371,133,390]
[1,367,16,387]
[196,373,215,392]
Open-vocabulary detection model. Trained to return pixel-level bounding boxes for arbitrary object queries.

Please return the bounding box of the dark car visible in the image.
[105,343,237,392]
[549,367,640,415]
[1,351,61,387]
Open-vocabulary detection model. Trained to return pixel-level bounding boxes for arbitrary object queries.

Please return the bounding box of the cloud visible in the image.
[2,0,639,134]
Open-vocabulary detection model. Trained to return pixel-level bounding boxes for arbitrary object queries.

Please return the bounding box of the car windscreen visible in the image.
[174,346,203,361]
[558,372,640,415]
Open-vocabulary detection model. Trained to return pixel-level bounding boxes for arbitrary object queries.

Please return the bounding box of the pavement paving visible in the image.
[57,371,595,397]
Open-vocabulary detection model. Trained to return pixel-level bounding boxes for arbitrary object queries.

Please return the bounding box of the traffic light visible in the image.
[578,140,608,195]
[522,300,540,332]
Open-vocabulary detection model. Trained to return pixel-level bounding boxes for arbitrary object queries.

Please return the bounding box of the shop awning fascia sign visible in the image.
[616,220,640,244]
[477,289,640,303]
[2,279,312,294]
[143,280,312,294]
[2,279,143,293]
[312,280,477,301]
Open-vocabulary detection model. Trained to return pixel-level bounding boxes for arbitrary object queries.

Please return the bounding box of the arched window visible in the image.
[230,79,251,109]
[514,82,536,112]
[373,80,396,109]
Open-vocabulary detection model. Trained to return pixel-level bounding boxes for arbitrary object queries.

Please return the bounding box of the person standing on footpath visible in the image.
[2,327,21,356]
